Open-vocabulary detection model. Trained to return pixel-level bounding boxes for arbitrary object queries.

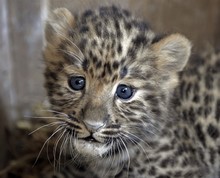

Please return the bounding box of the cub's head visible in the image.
[43,6,191,162]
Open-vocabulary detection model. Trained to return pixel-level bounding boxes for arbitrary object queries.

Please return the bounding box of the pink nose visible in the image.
[83,120,106,132]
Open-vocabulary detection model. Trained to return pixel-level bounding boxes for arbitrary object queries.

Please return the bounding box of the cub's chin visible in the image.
[72,137,130,174]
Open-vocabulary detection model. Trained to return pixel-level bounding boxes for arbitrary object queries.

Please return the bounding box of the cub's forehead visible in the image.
[67,6,155,83]
[76,6,154,49]
[46,6,156,84]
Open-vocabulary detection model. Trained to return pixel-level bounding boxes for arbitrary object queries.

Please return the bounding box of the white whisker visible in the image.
[119,137,130,178]
[121,132,147,155]
[126,130,152,149]
[33,126,64,167]
[41,109,69,117]
[55,31,84,58]
[53,126,67,170]
[102,138,113,177]
[59,49,82,63]
[58,131,69,168]
[28,121,64,135]
[24,116,60,119]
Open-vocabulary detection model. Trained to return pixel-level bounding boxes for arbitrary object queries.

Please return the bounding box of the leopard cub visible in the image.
[43,6,220,178]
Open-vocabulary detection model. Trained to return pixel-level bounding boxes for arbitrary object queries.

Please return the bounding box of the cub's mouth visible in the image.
[64,119,122,157]
[81,135,100,143]
[74,136,111,157]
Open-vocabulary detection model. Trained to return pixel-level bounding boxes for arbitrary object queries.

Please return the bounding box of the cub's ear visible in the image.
[44,8,76,45]
[151,34,191,72]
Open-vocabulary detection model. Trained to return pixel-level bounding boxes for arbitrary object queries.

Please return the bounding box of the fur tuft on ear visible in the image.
[151,34,192,72]
[44,8,76,45]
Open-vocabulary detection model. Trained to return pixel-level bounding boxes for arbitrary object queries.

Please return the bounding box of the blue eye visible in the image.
[69,76,85,90]
[116,84,133,100]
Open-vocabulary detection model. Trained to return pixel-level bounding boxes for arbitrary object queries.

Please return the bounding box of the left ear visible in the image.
[151,34,192,72]
[44,8,76,45]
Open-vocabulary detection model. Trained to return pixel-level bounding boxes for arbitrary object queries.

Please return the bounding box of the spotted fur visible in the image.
[42,6,220,178]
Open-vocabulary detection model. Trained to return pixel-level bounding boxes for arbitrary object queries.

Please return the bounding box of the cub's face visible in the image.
[43,7,191,160]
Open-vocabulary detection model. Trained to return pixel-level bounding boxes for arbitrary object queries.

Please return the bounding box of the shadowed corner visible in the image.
[0,100,7,174]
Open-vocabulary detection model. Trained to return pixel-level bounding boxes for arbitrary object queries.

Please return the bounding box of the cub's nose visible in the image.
[82,103,110,132]
[83,120,106,132]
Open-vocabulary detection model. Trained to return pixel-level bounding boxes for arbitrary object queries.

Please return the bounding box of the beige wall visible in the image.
[0,0,47,167]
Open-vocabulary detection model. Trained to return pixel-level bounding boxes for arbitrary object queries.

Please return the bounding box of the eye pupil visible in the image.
[75,79,83,85]
[69,76,85,90]
[121,88,127,93]
[116,84,133,100]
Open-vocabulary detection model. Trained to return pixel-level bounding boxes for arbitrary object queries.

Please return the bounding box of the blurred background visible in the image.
[0,0,220,168]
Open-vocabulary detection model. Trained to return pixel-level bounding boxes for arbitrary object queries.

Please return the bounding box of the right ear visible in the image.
[44,8,76,45]
[151,34,191,72]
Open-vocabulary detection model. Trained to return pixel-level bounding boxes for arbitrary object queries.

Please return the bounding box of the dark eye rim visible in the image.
[115,84,135,100]
[68,76,86,91]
